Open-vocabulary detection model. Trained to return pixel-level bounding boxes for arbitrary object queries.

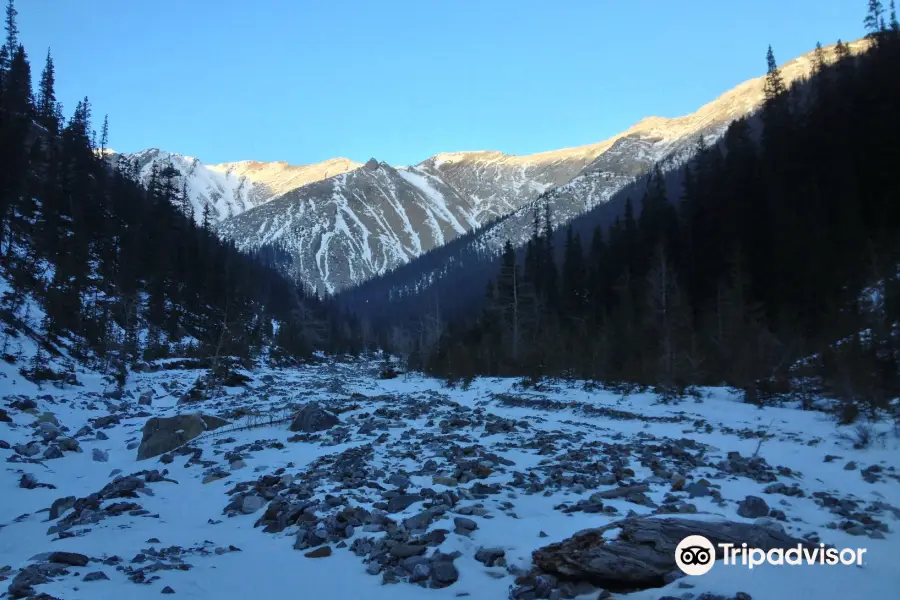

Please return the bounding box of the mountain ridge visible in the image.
[119,37,869,293]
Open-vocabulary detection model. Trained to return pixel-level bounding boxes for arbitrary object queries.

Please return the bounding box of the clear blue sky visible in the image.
[19,0,864,166]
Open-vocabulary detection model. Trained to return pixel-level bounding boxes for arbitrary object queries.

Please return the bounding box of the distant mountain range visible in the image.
[113,38,867,294]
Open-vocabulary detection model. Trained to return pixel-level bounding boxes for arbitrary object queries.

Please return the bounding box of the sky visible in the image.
[18,0,865,167]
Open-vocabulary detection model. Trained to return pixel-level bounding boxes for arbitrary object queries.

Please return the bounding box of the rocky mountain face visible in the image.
[469,38,870,255]
[108,149,359,224]
[123,39,866,294]
[216,149,608,293]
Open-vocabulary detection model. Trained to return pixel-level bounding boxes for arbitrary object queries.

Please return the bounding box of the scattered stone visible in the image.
[454,517,478,533]
[49,496,76,519]
[92,448,109,462]
[58,438,81,452]
[83,571,109,582]
[161,585,175,594]
[241,495,267,514]
[737,496,770,519]
[35,412,59,427]
[288,402,339,433]
[387,494,424,513]
[304,546,332,558]
[430,558,459,587]
[685,482,711,498]
[48,551,89,567]
[42,445,63,460]
[474,548,505,567]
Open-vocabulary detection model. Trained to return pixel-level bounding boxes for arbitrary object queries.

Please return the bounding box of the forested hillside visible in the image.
[395,17,900,419]
[0,2,358,387]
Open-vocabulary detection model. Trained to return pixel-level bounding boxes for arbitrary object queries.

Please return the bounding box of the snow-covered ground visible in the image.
[1,357,898,600]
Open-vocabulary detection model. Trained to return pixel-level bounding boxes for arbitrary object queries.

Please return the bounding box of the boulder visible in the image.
[48,551,89,567]
[136,414,230,460]
[35,412,59,426]
[58,437,81,452]
[241,495,266,514]
[532,516,814,590]
[49,496,77,519]
[139,391,153,406]
[737,495,770,519]
[386,494,423,513]
[288,402,339,433]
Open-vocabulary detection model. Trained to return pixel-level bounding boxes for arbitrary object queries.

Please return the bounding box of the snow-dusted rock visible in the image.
[137,414,230,460]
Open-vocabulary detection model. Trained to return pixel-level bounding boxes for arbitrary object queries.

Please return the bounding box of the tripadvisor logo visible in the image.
[675,535,868,576]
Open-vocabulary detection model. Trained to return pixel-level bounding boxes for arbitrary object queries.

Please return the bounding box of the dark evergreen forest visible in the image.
[2,0,898,424]
[362,7,900,421]
[0,0,359,386]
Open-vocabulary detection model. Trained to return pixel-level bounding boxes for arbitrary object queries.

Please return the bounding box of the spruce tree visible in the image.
[36,49,58,132]
[100,114,109,154]
[4,0,17,61]
[763,45,786,100]
[812,42,826,73]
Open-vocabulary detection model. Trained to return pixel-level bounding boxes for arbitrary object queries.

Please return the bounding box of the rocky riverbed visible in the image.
[1,358,898,600]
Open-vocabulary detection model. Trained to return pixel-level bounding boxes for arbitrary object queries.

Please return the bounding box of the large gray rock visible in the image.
[533,516,814,589]
[289,402,339,433]
[241,495,266,514]
[48,551,89,567]
[136,414,230,460]
[386,494,423,513]
[737,495,770,519]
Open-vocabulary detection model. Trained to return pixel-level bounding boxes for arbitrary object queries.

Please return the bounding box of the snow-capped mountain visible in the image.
[216,148,610,293]
[127,39,866,294]
[107,149,360,224]
[461,39,871,257]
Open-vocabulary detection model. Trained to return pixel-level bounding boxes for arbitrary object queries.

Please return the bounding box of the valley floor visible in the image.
[1,357,898,600]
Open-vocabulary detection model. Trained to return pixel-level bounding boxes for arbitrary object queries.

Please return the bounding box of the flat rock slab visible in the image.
[533,516,812,590]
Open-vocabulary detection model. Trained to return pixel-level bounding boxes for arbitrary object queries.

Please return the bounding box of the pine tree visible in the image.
[812,42,826,73]
[496,241,521,363]
[201,203,211,229]
[763,45,786,100]
[100,114,109,154]
[36,49,58,132]
[3,44,32,116]
[561,225,586,319]
[864,0,885,36]
[4,0,17,61]
[542,203,558,311]
[835,39,851,62]
[890,0,899,31]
